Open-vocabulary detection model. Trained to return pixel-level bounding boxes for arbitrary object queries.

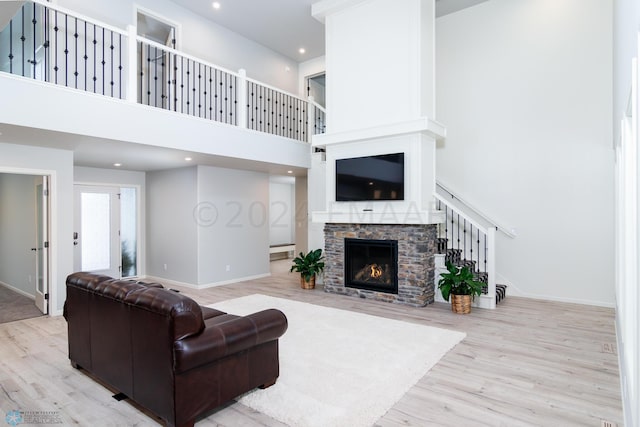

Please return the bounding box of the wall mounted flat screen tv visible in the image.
[336,153,405,201]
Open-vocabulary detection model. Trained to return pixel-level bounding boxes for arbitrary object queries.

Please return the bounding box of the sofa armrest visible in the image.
[173,309,287,373]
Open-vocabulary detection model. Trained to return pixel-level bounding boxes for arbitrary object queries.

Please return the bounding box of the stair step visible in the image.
[458,259,477,270]
[474,271,488,283]
[481,283,507,304]
[437,239,507,305]
[445,249,462,264]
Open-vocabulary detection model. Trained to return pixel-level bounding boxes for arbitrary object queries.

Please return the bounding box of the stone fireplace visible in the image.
[324,223,437,306]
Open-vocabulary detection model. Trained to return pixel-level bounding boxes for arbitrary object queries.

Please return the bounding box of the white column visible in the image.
[313,0,435,133]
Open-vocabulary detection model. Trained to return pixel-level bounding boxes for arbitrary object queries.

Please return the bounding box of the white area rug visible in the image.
[210,294,465,427]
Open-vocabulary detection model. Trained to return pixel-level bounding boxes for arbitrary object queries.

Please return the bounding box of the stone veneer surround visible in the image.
[323,223,437,306]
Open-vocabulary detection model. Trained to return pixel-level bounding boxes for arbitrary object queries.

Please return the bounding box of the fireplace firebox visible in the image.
[344,238,398,294]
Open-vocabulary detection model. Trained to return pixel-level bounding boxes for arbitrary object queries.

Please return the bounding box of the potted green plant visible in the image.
[290,248,325,289]
[437,261,484,314]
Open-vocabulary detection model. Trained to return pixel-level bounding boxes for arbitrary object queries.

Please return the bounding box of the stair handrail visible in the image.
[136,35,240,80]
[433,193,488,236]
[436,180,516,238]
[308,97,326,113]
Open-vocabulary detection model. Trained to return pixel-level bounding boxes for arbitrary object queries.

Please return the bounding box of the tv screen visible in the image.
[336,153,404,201]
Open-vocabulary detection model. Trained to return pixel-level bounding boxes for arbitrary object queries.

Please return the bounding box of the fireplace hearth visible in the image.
[345,238,398,294]
[323,223,437,306]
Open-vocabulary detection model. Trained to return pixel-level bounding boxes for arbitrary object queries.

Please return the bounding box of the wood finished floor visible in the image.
[0,260,622,426]
[0,284,43,324]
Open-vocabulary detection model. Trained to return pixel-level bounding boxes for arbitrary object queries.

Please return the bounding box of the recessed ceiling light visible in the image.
[298,48,306,54]
[114,163,122,167]
[212,2,221,9]
[185,157,192,161]
[287,170,293,174]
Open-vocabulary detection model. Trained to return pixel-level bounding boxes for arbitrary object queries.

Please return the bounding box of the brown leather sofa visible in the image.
[63,272,288,427]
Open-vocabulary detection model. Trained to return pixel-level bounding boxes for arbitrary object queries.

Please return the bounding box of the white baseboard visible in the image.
[143,273,271,290]
[0,280,35,300]
[494,273,615,308]
[198,273,271,289]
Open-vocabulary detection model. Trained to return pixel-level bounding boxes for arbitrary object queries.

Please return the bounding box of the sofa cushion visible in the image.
[202,306,227,320]
[124,286,205,340]
[173,309,287,373]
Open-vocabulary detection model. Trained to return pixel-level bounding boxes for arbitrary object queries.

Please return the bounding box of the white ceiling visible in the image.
[169,0,489,61]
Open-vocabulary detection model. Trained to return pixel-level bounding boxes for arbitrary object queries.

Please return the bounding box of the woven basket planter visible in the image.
[450,294,472,314]
[300,275,316,290]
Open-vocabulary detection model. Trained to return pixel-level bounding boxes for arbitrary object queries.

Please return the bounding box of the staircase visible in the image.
[434,184,511,309]
[436,237,507,304]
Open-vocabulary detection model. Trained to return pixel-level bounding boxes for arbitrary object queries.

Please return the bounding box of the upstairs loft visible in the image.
[0,0,325,172]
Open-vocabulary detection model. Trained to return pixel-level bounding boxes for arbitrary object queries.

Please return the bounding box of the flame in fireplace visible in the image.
[370,264,383,279]
[353,263,391,284]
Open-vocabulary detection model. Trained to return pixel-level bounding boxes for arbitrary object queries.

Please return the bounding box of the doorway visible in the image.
[73,185,138,279]
[0,173,50,322]
[136,8,179,109]
[306,73,326,107]
[35,177,49,314]
[306,73,326,135]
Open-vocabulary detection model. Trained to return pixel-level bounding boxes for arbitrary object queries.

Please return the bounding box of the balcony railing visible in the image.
[137,37,237,126]
[0,0,324,142]
[0,1,126,98]
[246,78,309,141]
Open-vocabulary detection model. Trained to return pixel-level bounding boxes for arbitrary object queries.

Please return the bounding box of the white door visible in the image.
[34,177,49,314]
[74,185,121,278]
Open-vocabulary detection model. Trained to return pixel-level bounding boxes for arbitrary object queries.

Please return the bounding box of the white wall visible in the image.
[0,174,37,297]
[613,0,640,425]
[614,0,640,146]
[146,166,198,284]
[53,0,299,94]
[197,166,270,285]
[146,165,270,287]
[436,0,614,305]
[0,142,74,316]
